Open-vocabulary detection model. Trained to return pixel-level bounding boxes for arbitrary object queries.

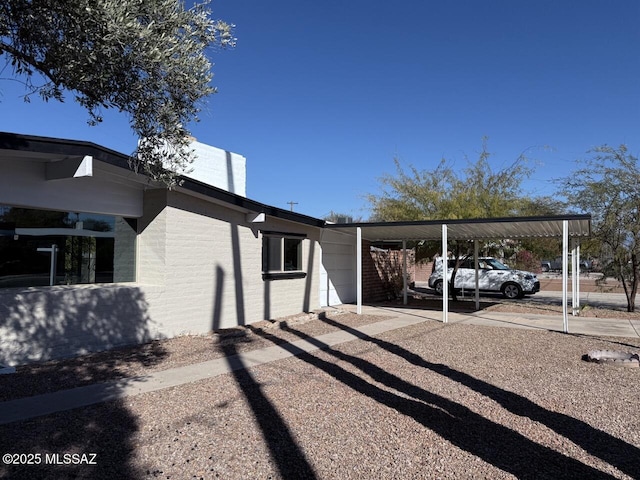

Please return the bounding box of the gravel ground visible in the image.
[1,306,640,479]
[0,308,383,402]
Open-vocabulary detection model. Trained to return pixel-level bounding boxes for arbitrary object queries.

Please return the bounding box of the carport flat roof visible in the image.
[324,214,591,241]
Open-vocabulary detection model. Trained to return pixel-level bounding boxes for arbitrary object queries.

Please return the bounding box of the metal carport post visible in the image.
[402,239,408,305]
[474,239,480,311]
[347,214,591,330]
[562,220,569,332]
[442,224,448,323]
[357,226,362,314]
[572,239,581,316]
[441,229,479,323]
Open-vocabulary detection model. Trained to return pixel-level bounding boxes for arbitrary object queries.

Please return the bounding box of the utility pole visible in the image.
[287,201,298,212]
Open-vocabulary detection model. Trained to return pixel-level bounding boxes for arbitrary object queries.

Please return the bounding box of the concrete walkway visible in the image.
[1,306,639,426]
[349,304,640,338]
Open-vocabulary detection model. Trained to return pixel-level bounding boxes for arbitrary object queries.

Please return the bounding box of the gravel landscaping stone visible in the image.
[1,305,639,479]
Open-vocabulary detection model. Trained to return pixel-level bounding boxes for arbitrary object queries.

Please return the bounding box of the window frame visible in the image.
[261,231,307,280]
[0,205,137,288]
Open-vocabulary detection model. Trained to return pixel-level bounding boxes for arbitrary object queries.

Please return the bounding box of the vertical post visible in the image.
[442,224,448,323]
[49,244,57,286]
[474,239,480,311]
[37,244,58,286]
[562,220,569,333]
[357,227,362,315]
[402,239,408,305]
[571,239,578,316]
[576,241,581,312]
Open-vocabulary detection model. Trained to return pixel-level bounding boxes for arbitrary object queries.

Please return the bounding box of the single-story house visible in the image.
[0,132,364,365]
[0,132,591,365]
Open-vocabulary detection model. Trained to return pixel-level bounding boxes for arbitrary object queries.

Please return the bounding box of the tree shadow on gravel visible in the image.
[249,319,628,479]
[318,315,640,479]
[0,287,167,479]
[221,343,318,479]
[213,231,317,479]
[0,340,168,402]
[0,398,147,480]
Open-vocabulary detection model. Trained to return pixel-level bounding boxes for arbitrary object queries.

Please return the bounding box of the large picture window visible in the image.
[0,205,136,288]
[262,232,306,280]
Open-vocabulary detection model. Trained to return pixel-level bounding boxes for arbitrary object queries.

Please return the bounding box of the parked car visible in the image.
[428,257,540,299]
[540,256,592,272]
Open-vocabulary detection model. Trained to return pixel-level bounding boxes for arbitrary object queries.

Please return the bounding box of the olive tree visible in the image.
[559,145,640,312]
[0,0,235,186]
[367,140,536,300]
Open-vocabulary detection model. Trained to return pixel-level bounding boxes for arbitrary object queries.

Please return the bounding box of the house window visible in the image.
[262,232,306,280]
[0,205,136,288]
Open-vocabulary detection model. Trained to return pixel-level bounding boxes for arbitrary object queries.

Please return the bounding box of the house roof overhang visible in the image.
[0,132,592,239]
[324,214,591,241]
[0,131,325,227]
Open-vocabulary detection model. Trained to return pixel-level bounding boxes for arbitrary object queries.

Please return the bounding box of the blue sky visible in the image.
[1,0,638,220]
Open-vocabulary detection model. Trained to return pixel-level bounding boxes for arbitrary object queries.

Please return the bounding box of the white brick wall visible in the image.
[113,217,137,283]
[185,141,247,196]
[0,189,323,365]
[0,284,161,365]
[137,189,169,286]
[149,193,322,334]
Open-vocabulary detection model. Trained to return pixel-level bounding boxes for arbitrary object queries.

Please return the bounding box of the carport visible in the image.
[325,214,592,333]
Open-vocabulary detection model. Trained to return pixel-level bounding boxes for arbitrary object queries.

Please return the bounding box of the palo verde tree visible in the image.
[369,140,534,221]
[559,145,640,312]
[0,0,235,186]
[367,139,536,300]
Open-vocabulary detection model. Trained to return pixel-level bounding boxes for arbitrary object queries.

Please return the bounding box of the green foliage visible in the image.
[559,144,640,311]
[368,139,538,300]
[0,0,235,186]
[368,139,534,222]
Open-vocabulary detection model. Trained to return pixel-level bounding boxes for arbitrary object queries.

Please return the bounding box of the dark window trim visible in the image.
[262,271,307,281]
[261,232,305,279]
